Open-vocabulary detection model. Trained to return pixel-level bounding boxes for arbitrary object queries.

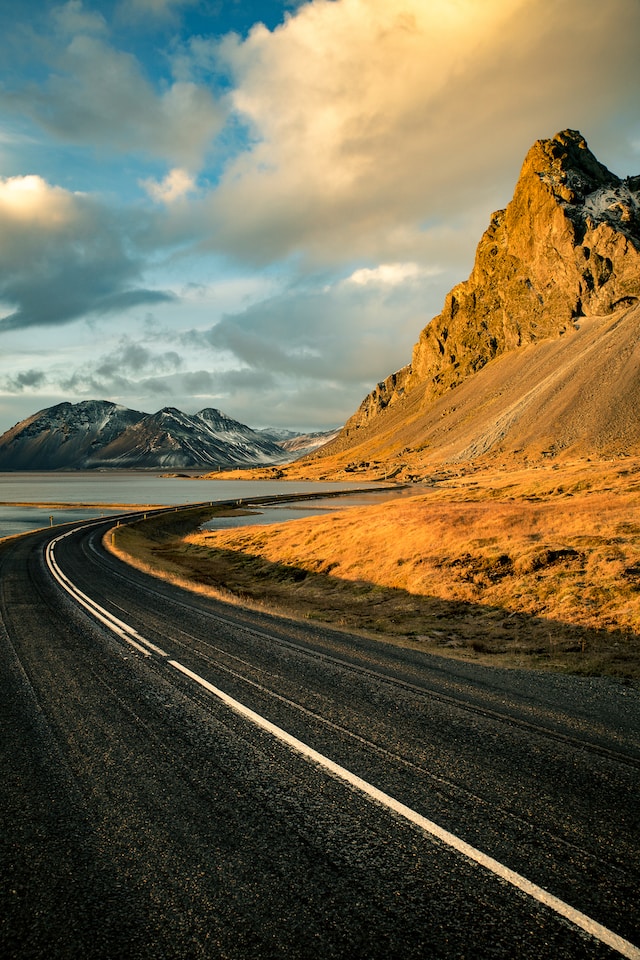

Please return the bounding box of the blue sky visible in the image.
[0,0,639,434]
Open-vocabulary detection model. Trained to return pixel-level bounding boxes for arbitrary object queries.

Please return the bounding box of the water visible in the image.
[200,490,406,532]
[0,472,388,539]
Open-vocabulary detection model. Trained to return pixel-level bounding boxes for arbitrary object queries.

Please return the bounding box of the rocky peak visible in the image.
[342,130,640,436]
[527,129,617,202]
[196,407,227,422]
[522,130,639,240]
[196,408,237,428]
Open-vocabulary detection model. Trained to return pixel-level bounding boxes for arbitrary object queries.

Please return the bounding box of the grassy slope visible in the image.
[109,458,640,680]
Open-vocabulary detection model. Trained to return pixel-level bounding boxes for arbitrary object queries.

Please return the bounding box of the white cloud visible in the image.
[199,0,640,267]
[52,1,107,35]
[175,262,449,429]
[0,175,79,234]
[3,24,224,172]
[143,168,196,204]
[347,262,439,287]
[203,0,527,262]
[0,175,172,330]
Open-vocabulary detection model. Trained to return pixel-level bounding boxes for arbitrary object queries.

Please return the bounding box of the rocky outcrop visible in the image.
[343,130,640,434]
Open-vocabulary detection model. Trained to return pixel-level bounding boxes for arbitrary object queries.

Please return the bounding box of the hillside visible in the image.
[293,130,640,479]
[279,300,640,481]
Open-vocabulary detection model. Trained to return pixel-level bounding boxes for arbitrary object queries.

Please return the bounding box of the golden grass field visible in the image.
[109,457,640,680]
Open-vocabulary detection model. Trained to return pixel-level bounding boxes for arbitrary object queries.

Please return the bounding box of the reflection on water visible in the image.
[0,472,395,539]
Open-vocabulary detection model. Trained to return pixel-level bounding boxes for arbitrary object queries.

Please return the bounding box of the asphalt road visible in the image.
[1,510,639,959]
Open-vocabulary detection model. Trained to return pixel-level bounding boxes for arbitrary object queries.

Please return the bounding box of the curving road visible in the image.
[1,507,639,959]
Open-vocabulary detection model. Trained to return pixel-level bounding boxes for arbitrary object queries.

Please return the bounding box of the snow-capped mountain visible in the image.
[258,426,341,457]
[277,428,341,457]
[0,401,291,470]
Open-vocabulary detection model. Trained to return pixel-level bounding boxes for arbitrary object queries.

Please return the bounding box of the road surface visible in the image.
[1,509,639,959]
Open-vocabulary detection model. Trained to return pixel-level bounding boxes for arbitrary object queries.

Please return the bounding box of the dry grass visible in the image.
[110,458,640,680]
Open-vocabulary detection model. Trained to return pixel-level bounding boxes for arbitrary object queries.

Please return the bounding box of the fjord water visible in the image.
[0,472,384,538]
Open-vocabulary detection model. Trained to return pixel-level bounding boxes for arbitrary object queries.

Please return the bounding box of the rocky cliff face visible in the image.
[344,130,640,433]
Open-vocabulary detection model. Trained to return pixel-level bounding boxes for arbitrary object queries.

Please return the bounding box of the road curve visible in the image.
[1,508,639,960]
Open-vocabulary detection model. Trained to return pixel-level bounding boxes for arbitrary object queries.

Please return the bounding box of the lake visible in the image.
[0,472,395,539]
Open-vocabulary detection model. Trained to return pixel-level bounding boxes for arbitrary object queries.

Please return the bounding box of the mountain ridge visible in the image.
[0,400,292,470]
[304,129,640,475]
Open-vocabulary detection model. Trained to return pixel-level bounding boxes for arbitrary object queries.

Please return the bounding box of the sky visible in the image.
[0,0,639,435]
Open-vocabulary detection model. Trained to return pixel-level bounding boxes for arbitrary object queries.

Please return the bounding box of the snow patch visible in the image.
[581,183,639,228]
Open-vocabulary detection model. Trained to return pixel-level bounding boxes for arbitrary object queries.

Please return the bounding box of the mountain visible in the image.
[277,428,341,457]
[307,130,640,474]
[257,426,341,458]
[0,401,145,471]
[91,406,289,469]
[256,427,302,443]
[0,401,290,470]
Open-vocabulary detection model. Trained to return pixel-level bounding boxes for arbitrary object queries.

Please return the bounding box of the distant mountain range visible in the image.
[276,428,341,457]
[302,130,640,478]
[0,401,336,470]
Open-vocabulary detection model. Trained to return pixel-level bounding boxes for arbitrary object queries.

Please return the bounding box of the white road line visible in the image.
[45,533,168,658]
[170,658,640,960]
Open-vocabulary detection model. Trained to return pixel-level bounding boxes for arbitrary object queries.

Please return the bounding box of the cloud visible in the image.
[94,338,183,379]
[0,261,441,429]
[54,364,223,409]
[52,1,107,35]
[198,0,640,266]
[199,274,441,382]
[0,175,173,331]
[3,333,188,404]
[6,0,638,277]
[142,168,196,204]
[177,264,448,427]
[1,9,225,171]
[346,262,439,287]
[192,289,398,382]
[3,368,48,392]
[119,0,195,19]
[188,366,359,430]
[50,39,221,169]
